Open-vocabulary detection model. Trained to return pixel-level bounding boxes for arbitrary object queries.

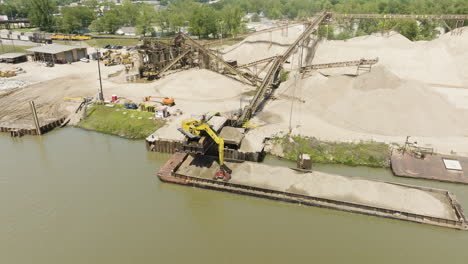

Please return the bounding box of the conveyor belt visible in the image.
[178,33,257,86]
[235,12,332,126]
[333,13,468,20]
[301,58,379,72]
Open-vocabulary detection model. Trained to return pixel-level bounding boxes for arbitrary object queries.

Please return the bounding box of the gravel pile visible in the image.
[0,78,30,91]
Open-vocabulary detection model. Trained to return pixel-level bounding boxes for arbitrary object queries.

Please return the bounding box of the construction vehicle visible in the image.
[0,71,16,77]
[143,96,175,106]
[103,53,133,66]
[178,117,231,181]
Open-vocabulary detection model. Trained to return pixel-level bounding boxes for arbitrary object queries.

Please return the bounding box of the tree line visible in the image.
[0,0,467,40]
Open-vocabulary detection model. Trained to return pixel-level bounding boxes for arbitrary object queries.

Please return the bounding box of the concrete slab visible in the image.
[391,151,468,184]
[177,155,459,221]
[219,126,244,145]
[207,116,227,132]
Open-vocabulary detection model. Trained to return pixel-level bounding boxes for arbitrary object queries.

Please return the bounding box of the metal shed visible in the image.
[0,52,28,63]
[27,44,88,64]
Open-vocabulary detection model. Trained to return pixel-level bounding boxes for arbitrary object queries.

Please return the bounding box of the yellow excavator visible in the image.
[178,117,231,181]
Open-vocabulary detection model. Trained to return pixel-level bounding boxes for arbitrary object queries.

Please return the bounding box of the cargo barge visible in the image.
[158,152,468,230]
[391,150,468,185]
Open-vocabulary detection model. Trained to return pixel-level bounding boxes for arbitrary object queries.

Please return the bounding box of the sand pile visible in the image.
[0,79,30,91]
[178,155,457,220]
[269,65,468,137]
[313,29,468,87]
[223,25,306,64]
[155,69,251,100]
[295,65,468,136]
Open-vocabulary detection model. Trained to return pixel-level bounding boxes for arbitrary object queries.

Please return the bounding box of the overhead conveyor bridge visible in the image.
[301,58,379,72]
[333,13,468,20]
[235,12,332,126]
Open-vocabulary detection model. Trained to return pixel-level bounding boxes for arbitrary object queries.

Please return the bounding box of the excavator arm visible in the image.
[194,124,225,166]
[179,119,231,181]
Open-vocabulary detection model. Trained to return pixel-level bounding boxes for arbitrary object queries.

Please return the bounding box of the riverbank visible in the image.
[267,136,390,168]
[78,104,164,139]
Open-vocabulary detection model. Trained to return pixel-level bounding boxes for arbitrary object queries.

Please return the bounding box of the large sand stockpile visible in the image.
[226,24,468,151]
[283,65,468,137]
[223,25,306,64]
[155,69,251,100]
[314,29,468,87]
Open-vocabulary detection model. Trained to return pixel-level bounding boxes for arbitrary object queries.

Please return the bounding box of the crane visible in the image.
[178,118,231,181]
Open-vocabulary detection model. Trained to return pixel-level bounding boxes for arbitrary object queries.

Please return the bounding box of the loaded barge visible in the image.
[158,152,468,230]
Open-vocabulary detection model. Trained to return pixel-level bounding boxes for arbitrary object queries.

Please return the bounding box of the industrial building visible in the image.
[0,52,28,63]
[27,44,87,64]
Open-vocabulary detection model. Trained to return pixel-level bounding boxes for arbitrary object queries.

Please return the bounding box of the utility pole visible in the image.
[96,48,104,102]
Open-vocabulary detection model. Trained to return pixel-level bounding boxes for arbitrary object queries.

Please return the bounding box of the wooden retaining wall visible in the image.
[0,117,66,136]
[146,138,263,162]
[146,138,183,153]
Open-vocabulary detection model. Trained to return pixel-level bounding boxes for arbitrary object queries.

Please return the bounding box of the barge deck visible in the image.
[158,153,468,230]
[392,150,468,184]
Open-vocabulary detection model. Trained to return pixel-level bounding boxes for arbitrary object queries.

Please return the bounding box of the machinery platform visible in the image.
[391,150,468,184]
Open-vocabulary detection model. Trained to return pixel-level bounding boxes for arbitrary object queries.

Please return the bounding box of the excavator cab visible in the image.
[178,118,231,181]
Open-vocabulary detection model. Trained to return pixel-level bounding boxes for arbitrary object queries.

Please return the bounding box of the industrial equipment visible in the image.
[102,52,132,66]
[178,117,231,181]
[143,96,175,106]
[0,71,16,77]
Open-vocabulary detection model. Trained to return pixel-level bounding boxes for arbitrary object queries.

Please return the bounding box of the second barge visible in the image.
[158,153,468,230]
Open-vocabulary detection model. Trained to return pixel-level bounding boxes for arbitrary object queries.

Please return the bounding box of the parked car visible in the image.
[104,45,111,49]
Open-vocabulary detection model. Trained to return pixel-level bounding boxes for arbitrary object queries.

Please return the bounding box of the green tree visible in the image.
[189,4,218,38]
[397,19,420,40]
[90,7,124,33]
[121,0,139,26]
[29,0,57,31]
[136,5,157,35]
[83,0,99,9]
[220,4,244,36]
[57,6,95,33]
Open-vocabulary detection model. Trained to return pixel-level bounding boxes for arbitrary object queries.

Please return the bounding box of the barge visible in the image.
[158,152,468,230]
[392,150,468,184]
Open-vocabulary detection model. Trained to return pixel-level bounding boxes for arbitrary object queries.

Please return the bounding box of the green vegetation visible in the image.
[29,0,57,31]
[1,0,467,40]
[280,71,290,82]
[0,45,33,55]
[79,104,165,139]
[56,6,95,33]
[85,38,140,48]
[273,136,390,168]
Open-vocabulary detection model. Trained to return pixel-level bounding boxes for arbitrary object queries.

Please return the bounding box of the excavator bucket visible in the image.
[214,167,231,182]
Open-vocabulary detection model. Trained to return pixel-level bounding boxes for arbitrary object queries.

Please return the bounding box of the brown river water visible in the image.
[1,128,468,263]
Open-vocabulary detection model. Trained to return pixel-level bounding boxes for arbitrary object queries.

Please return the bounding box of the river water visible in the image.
[1,128,468,263]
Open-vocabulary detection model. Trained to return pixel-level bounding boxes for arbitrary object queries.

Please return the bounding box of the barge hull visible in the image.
[158,153,467,230]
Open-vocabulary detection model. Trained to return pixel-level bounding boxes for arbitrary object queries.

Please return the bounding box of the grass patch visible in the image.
[79,104,165,139]
[85,38,140,48]
[273,136,390,168]
[0,45,34,55]
[12,28,40,32]
[280,71,290,82]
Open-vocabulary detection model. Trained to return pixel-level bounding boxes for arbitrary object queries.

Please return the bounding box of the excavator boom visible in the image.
[179,119,231,181]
